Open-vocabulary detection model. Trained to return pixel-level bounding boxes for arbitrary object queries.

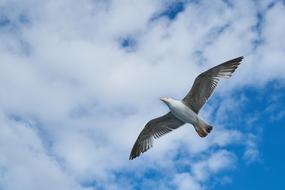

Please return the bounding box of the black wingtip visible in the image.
[129,141,143,160]
[229,56,244,63]
[238,56,244,61]
[129,147,139,160]
[129,145,139,160]
[129,140,153,160]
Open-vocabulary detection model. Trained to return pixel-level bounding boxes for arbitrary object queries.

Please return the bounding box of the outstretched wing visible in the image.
[183,56,243,113]
[129,112,184,160]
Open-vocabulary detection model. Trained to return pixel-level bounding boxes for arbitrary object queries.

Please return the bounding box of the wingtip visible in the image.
[129,150,139,160]
[129,155,139,160]
[222,56,244,66]
[129,149,140,160]
[239,56,244,61]
[129,142,142,160]
[129,140,153,160]
[232,56,244,62]
[129,156,134,160]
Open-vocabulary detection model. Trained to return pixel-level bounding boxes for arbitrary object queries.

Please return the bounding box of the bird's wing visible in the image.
[183,56,243,113]
[129,112,184,160]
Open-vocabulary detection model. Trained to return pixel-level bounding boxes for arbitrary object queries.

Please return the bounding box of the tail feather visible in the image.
[205,125,213,133]
[194,121,213,138]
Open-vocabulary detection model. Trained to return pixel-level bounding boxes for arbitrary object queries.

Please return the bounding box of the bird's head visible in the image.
[160,97,172,105]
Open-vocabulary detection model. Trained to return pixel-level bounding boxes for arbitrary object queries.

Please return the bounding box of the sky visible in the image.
[0,0,285,189]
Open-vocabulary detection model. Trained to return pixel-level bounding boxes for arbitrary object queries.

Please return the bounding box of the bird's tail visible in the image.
[194,120,213,138]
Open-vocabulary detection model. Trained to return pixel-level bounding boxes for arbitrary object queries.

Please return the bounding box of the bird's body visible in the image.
[129,56,244,160]
[161,97,212,137]
[162,98,198,125]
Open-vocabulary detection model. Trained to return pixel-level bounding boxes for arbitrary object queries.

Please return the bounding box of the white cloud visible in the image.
[0,0,284,189]
[243,134,260,163]
[173,173,203,190]
[192,150,236,182]
[0,112,86,190]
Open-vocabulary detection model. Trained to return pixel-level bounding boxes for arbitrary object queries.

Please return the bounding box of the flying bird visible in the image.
[129,56,244,160]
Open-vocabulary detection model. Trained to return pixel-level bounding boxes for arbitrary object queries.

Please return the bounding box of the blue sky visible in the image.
[218,81,285,189]
[0,0,285,190]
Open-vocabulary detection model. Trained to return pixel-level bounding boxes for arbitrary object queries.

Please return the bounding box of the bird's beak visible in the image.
[160,98,167,103]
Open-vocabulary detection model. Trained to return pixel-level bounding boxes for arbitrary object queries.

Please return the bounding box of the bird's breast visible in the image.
[168,101,198,124]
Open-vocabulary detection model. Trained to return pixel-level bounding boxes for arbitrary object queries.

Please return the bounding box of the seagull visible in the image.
[129,56,244,160]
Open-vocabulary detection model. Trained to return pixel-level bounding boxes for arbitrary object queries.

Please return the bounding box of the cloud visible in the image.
[0,0,284,189]
[173,173,203,190]
[191,150,236,182]
[0,112,85,190]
